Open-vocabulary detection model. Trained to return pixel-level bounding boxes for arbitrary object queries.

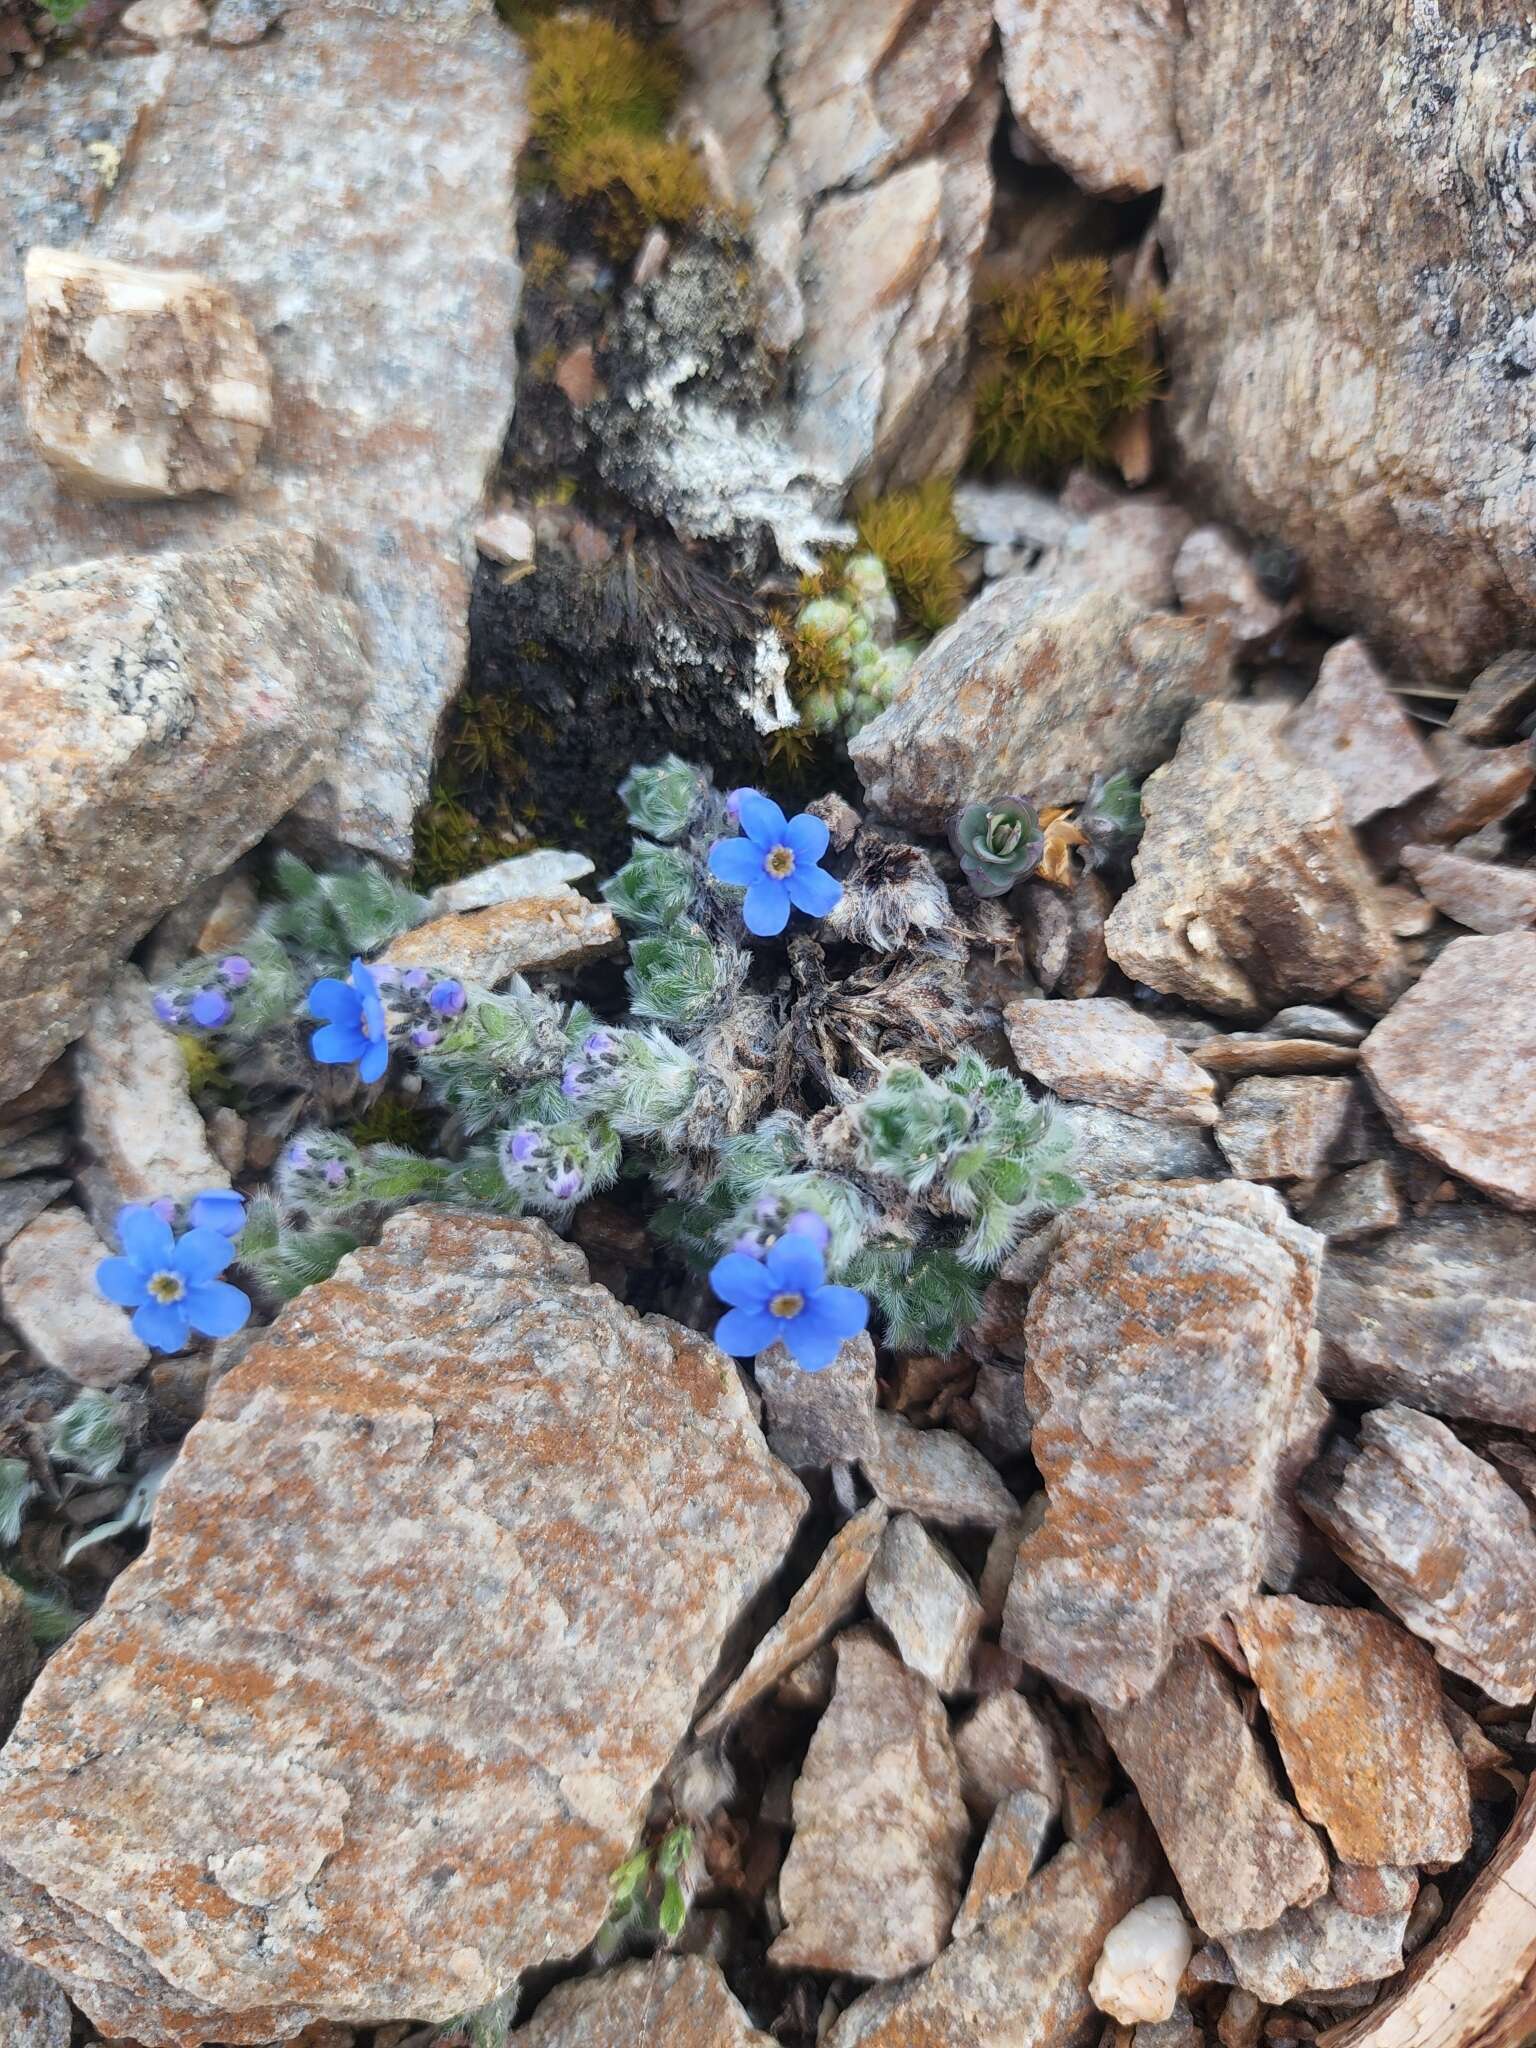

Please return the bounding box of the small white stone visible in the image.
[474,509,535,568]
[1091,1895,1195,2024]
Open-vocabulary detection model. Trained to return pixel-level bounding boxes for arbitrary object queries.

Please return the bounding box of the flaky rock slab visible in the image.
[516,1956,772,2047]
[866,1512,984,1694]
[1003,1183,1322,1709]
[995,0,1180,196]
[1004,997,1218,1125]
[1234,1597,1470,1869]
[1360,932,1536,1211]
[0,1204,150,1387]
[769,1628,968,1981]
[1301,1404,1536,1706]
[0,534,368,1103]
[1399,842,1536,935]
[1215,1075,1357,1181]
[1284,639,1439,827]
[861,1410,1018,1529]
[1104,702,1403,1019]
[850,579,1231,831]
[381,894,621,985]
[0,1210,805,2045]
[827,1799,1162,2048]
[1211,1866,1419,2004]
[1100,1645,1329,1939]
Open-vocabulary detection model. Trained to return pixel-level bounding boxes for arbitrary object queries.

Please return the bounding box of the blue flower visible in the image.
[428,978,466,1017]
[188,1188,246,1238]
[96,1206,251,1354]
[710,1234,868,1372]
[707,792,842,938]
[308,958,389,1084]
[189,987,231,1029]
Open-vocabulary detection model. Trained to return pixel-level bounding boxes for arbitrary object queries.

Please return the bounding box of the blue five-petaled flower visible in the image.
[707,791,842,938]
[96,1206,251,1354]
[308,958,390,1084]
[710,1234,868,1372]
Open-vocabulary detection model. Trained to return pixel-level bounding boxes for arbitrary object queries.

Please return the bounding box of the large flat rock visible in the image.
[0,1,523,861]
[0,1210,805,2045]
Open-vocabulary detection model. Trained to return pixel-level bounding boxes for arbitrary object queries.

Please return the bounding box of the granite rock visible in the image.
[1211,1865,1419,2004]
[826,1799,1162,2048]
[1233,1597,1470,1869]
[1018,872,1112,998]
[1301,1404,1536,1706]
[1450,650,1536,745]
[1367,734,1536,873]
[754,1333,878,1471]
[380,895,620,986]
[1283,639,1439,827]
[1400,842,1536,935]
[0,1178,69,1254]
[995,0,1180,196]
[425,850,593,919]
[861,1411,1018,1529]
[1215,1076,1357,1181]
[1003,1183,1322,1709]
[1162,3,1536,679]
[769,1629,968,1981]
[953,1690,1062,1824]
[1004,998,1218,1125]
[1359,932,1536,1212]
[1193,1034,1360,1077]
[953,1788,1056,1939]
[21,248,270,501]
[1173,525,1292,650]
[1298,1161,1404,1244]
[0,1205,150,1387]
[867,1513,984,1694]
[1104,703,1403,1020]
[0,534,368,1104]
[851,579,1232,832]
[1049,1101,1227,1198]
[516,1956,772,2047]
[0,1,523,861]
[0,1951,71,2048]
[1317,1206,1536,1428]
[1099,1645,1329,1939]
[0,1210,805,2044]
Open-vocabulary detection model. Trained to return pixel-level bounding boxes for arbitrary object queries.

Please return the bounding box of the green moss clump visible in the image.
[346,1095,436,1152]
[179,1034,225,1097]
[553,128,712,256]
[856,482,967,635]
[411,785,521,894]
[971,259,1162,479]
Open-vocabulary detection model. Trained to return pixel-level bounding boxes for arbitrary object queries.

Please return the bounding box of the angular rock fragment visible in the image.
[826,1800,1161,2048]
[1099,1645,1329,1938]
[1284,640,1439,826]
[696,1502,888,1739]
[851,580,1232,831]
[0,1179,69,1254]
[1399,843,1536,935]
[1299,1161,1403,1245]
[426,850,593,919]
[1019,872,1112,997]
[954,1787,1056,1938]
[1317,1207,1536,1428]
[1366,735,1535,871]
[516,1956,772,2047]
[0,1951,71,2048]
[1233,1597,1470,1868]
[1193,1034,1360,1077]
[1267,1005,1369,1045]
[380,894,620,985]
[995,0,1180,196]
[1174,525,1292,650]
[1051,1101,1227,1198]
[1215,1076,1357,1181]
[1300,1405,1536,1706]
[866,1513,984,1694]
[0,535,368,1103]
[1104,704,1403,1019]
[0,1210,805,2045]
[0,1205,149,1387]
[953,1690,1062,1824]
[1359,932,1536,1212]
[20,248,270,500]
[769,1629,968,1981]
[1450,650,1536,745]
[73,966,228,1235]
[1091,1896,1194,2024]
[1004,998,1218,1125]
[1003,1183,1322,1708]
[1210,1866,1418,2004]
[754,1334,878,1470]
[861,1411,1018,1529]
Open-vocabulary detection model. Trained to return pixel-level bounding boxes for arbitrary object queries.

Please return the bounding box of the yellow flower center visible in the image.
[147,1271,186,1304]
[769,1290,805,1319]
[765,845,796,880]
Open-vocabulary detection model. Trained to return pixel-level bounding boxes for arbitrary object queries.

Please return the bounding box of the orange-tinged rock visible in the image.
[380,893,620,984]
[1234,1597,1470,1869]
[0,1209,805,2045]
[1002,1183,1322,1708]
[516,1955,773,2046]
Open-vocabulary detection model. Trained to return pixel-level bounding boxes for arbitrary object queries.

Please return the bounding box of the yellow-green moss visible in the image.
[447,689,554,787]
[411,785,521,893]
[526,14,680,163]
[856,482,967,634]
[771,602,851,715]
[346,1095,436,1151]
[523,239,566,291]
[970,259,1162,479]
[553,128,712,256]
[178,1034,225,1097]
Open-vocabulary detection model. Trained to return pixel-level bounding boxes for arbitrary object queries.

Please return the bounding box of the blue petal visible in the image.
[785,864,842,918]
[116,1205,175,1270]
[779,1315,846,1373]
[308,977,358,1024]
[707,837,765,888]
[714,1306,781,1357]
[132,1298,190,1353]
[189,1190,246,1237]
[351,958,380,1003]
[183,1280,251,1340]
[170,1227,236,1286]
[737,792,788,849]
[805,1284,869,1341]
[764,1233,826,1296]
[358,1037,390,1085]
[709,1252,776,1310]
[312,1021,366,1065]
[782,812,830,864]
[743,878,791,937]
[96,1256,148,1308]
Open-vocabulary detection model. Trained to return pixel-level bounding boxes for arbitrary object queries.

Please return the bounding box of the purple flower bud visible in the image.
[409,1024,440,1050]
[507,1129,540,1165]
[322,1159,347,1188]
[400,968,429,992]
[786,1209,831,1252]
[729,1230,767,1259]
[753,1195,781,1224]
[370,962,400,988]
[189,988,232,1029]
[548,1167,583,1204]
[150,1197,177,1226]
[560,1063,589,1100]
[219,955,253,987]
[582,1029,615,1059]
[725,787,757,821]
[429,979,466,1017]
[284,1141,311,1171]
[152,992,181,1025]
